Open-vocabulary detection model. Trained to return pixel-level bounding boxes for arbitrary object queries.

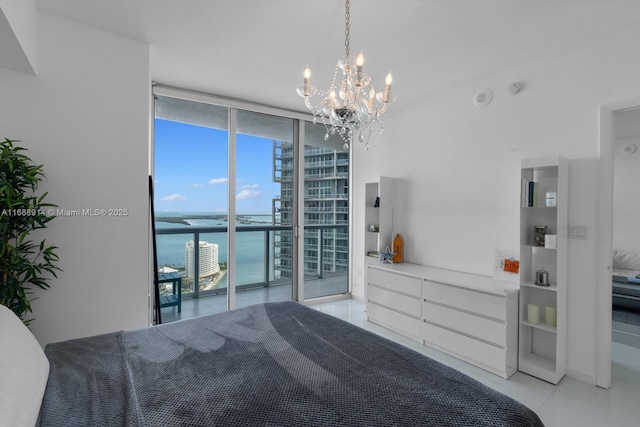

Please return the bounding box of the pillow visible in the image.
[0,304,50,427]
[613,250,640,271]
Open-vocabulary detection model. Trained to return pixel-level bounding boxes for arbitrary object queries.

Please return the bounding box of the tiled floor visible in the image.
[311,299,640,427]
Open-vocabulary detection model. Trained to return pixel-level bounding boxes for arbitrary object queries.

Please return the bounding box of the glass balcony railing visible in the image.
[155,224,348,300]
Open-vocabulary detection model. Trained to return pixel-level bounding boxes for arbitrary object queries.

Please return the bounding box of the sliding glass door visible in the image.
[154,96,230,320]
[234,110,294,309]
[302,123,350,299]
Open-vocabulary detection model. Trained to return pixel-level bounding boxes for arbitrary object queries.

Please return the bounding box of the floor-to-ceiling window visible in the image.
[153,96,229,314]
[302,123,350,299]
[234,110,295,309]
[152,87,350,322]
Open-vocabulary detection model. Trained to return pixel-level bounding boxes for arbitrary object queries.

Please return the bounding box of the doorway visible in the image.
[610,109,640,345]
[598,99,640,389]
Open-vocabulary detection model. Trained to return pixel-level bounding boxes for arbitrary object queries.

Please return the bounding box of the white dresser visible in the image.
[366,263,519,379]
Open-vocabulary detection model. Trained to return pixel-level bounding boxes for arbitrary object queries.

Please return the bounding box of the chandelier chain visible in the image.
[344,0,350,57]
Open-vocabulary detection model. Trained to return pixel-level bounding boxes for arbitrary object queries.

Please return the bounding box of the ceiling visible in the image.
[33,0,640,117]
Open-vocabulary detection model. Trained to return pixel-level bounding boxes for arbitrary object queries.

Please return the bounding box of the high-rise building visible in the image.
[185,240,220,279]
[272,139,349,280]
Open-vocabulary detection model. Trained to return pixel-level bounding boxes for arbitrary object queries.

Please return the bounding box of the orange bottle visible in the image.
[392,233,403,263]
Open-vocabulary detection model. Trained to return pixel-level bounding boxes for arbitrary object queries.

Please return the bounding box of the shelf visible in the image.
[518,156,567,384]
[520,320,557,333]
[364,177,393,257]
[520,282,558,292]
[522,245,556,250]
[519,351,557,377]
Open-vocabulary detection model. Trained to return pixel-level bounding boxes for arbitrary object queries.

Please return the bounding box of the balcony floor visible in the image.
[160,275,348,323]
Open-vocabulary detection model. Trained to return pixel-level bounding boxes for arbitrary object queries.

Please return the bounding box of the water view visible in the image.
[155,212,283,291]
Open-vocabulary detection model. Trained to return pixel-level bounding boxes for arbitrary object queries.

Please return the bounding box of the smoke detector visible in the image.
[473,89,493,108]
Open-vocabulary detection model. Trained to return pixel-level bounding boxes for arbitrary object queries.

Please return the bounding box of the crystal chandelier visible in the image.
[296,0,394,150]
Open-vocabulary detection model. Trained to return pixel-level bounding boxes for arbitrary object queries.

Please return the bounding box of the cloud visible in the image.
[161,194,187,202]
[241,184,259,190]
[189,183,205,188]
[236,189,261,200]
[209,178,228,185]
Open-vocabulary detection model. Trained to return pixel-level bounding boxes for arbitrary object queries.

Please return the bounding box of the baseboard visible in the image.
[566,365,597,386]
[351,293,365,303]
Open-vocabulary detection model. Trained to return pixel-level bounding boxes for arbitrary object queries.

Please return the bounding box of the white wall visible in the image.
[353,21,640,384]
[613,136,640,253]
[0,14,150,346]
[0,0,38,74]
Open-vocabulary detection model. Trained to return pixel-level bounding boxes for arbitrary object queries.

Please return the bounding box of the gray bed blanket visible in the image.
[40,301,544,426]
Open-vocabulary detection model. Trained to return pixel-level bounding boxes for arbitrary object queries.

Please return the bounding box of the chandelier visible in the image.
[296,0,394,150]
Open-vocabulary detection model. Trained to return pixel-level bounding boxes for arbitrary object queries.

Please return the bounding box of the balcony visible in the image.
[155,222,349,323]
[160,273,349,323]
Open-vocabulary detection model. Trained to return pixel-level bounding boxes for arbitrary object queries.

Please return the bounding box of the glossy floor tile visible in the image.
[310,299,640,427]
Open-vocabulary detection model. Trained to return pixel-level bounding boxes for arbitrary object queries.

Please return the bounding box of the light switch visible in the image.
[569,225,588,239]
[579,226,587,239]
[570,226,580,238]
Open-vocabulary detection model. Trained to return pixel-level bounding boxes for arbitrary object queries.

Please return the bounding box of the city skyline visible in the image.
[154,118,281,213]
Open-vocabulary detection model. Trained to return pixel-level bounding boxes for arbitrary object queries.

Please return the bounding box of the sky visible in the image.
[154,119,281,214]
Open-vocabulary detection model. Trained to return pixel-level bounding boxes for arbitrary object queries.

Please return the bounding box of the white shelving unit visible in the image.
[518,156,568,384]
[364,176,393,260]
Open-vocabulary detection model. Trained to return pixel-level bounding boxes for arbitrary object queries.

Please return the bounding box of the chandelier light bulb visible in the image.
[356,52,364,67]
[303,67,311,96]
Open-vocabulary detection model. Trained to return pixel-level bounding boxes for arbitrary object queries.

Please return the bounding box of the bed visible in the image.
[612,250,640,312]
[1,301,544,427]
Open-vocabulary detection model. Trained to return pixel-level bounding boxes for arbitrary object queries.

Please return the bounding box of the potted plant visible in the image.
[0,138,60,325]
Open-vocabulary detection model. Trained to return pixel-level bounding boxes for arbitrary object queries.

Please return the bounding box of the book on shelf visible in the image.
[521,179,529,207]
[522,180,539,207]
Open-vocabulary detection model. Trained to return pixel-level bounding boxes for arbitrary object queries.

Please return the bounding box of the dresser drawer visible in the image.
[368,268,421,298]
[367,302,422,341]
[422,301,505,347]
[368,284,421,318]
[422,322,506,374]
[422,280,506,321]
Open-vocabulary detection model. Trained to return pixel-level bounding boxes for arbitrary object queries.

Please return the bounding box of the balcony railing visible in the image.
[155,223,348,299]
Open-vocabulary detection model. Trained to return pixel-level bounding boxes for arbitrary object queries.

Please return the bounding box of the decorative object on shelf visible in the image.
[504,259,520,274]
[297,0,394,151]
[493,249,520,283]
[533,225,547,247]
[545,191,557,207]
[527,304,540,325]
[380,246,395,264]
[368,224,379,232]
[544,234,557,249]
[374,196,380,208]
[545,305,557,327]
[535,267,550,286]
[367,251,380,258]
[392,233,404,263]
